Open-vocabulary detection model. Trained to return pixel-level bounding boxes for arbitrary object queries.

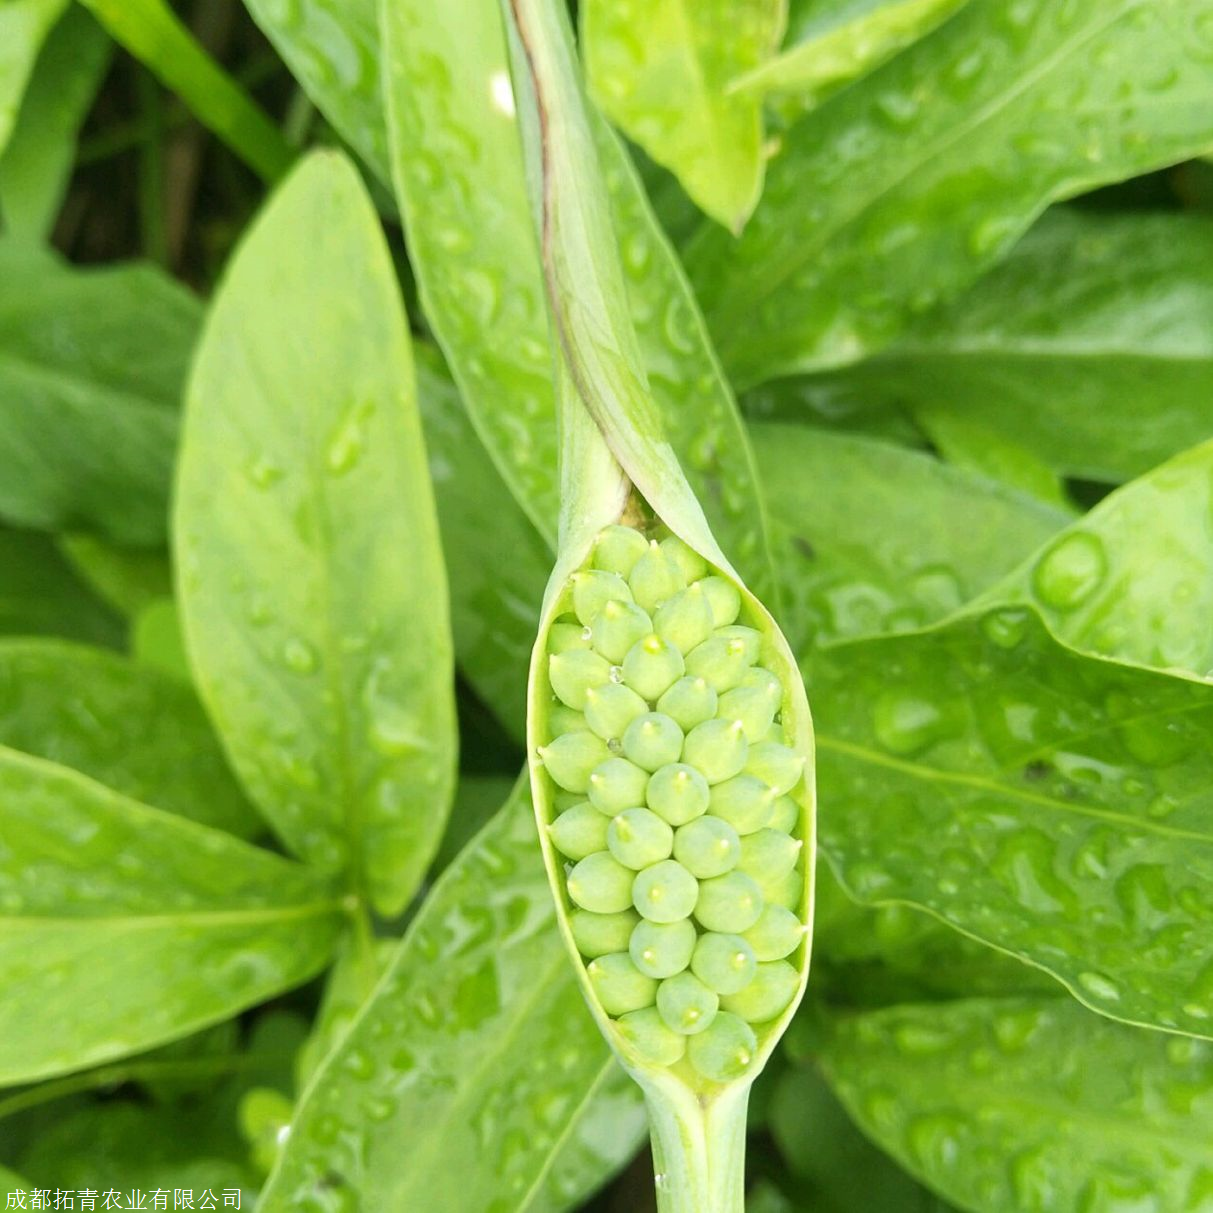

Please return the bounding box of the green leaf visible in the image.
[131,597,191,683]
[687,0,1213,386]
[0,1166,26,1197]
[435,772,524,872]
[813,608,1213,1038]
[750,423,1070,652]
[0,746,343,1084]
[582,0,784,232]
[0,6,111,241]
[782,209,1213,482]
[58,534,173,620]
[260,783,646,1212]
[0,0,66,156]
[175,150,456,916]
[0,243,200,545]
[0,638,259,838]
[817,996,1213,1211]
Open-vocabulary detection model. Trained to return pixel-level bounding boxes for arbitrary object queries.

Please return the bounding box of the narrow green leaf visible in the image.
[175,150,456,916]
[57,534,173,620]
[0,746,342,1084]
[582,0,784,232]
[785,209,1213,482]
[687,0,1213,385]
[818,997,1213,1211]
[0,6,111,241]
[0,243,200,545]
[0,638,259,838]
[260,783,646,1212]
[813,608,1213,1038]
[0,0,66,155]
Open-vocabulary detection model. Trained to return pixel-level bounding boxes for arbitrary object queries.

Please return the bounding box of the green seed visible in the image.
[549,649,612,710]
[695,870,764,933]
[629,917,696,978]
[621,634,685,701]
[660,535,708,583]
[673,816,741,878]
[656,971,719,1036]
[684,634,755,694]
[540,732,611,793]
[768,795,799,834]
[715,625,762,662]
[653,583,715,654]
[739,829,803,881]
[708,774,776,834]
[716,683,779,742]
[629,541,687,612]
[609,807,675,869]
[587,952,659,1016]
[699,577,741,628]
[740,666,782,698]
[616,1006,687,1066]
[691,932,757,995]
[548,802,611,860]
[549,622,592,654]
[656,676,718,731]
[550,705,588,735]
[687,1012,757,1083]
[583,683,648,741]
[622,712,684,772]
[593,525,649,578]
[571,569,634,625]
[743,904,803,961]
[646,763,710,826]
[745,741,805,796]
[567,852,635,914]
[590,599,653,663]
[683,719,748,784]
[720,960,799,1024]
[571,908,640,957]
[587,757,649,815]
[633,859,700,923]
[759,866,803,912]
[552,788,581,812]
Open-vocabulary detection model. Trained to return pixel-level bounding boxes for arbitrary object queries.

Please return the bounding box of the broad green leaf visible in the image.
[0,746,342,1084]
[750,423,1070,652]
[0,638,259,838]
[0,1166,24,1195]
[687,0,1213,386]
[0,526,122,647]
[818,997,1213,1212]
[175,150,456,916]
[732,0,969,122]
[131,597,191,683]
[985,441,1213,680]
[0,0,66,155]
[58,534,173,620]
[582,0,784,232]
[0,243,200,545]
[260,784,646,1213]
[783,209,1213,482]
[0,6,111,241]
[742,374,925,447]
[434,772,522,872]
[813,608,1213,1037]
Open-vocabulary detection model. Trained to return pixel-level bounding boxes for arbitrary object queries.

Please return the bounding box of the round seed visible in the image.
[633,859,699,923]
[622,712,684,772]
[740,666,782,698]
[683,719,748,784]
[745,741,805,796]
[759,866,802,911]
[540,732,611,793]
[549,649,612,710]
[708,774,776,834]
[695,871,764,933]
[698,577,741,628]
[720,960,799,1024]
[743,904,803,961]
[592,525,649,578]
[609,807,674,869]
[587,757,649,815]
[716,683,779,742]
[684,635,754,694]
[549,705,588,735]
[571,570,633,625]
[587,952,658,1017]
[621,634,685,701]
[646,763,710,826]
[548,621,592,654]
[656,971,719,1036]
[590,599,653,663]
[660,535,708,584]
[673,816,741,879]
[687,1012,757,1083]
[768,795,799,834]
[714,625,761,664]
[691,932,757,995]
[616,1006,687,1066]
[629,541,687,612]
[567,852,635,914]
[739,829,803,881]
[656,676,718,731]
[653,583,715,654]
[629,917,696,978]
[548,802,610,860]
[583,683,648,741]
[571,908,640,958]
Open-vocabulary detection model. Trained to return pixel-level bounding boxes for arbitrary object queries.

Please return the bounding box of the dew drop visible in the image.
[283,637,317,673]
[982,607,1029,650]
[1077,970,1121,1002]
[1032,532,1107,610]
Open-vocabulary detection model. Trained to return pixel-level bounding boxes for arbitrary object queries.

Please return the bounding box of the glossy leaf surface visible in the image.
[0,747,342,1084]
[687,0,1213,385]
[261,784,646,1212]
[57,535,173,620]
[175,151,455,916]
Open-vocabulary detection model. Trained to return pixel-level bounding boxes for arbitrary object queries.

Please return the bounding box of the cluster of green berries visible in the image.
[538,524,806,1085]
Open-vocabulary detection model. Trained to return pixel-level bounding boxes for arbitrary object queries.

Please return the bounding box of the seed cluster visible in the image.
[539,524,806,1084]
